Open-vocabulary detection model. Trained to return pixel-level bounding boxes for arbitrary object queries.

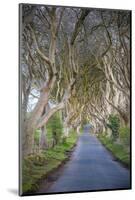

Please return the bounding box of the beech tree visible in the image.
[21,6,91,156]
[21,5,130,156]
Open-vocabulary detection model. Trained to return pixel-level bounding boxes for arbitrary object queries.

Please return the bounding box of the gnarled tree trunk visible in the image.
[22,83,51,156]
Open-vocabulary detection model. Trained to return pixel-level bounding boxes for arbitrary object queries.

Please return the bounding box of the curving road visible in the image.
[38,128,131,193]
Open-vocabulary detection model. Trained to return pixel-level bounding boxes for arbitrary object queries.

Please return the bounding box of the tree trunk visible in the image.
[39,126,47,150]
[106,127,112,137]
[76,126,80,135]
[64,124,69,137]
[22,120,35,156]
[22,79,54,156]
[105,97,129,126]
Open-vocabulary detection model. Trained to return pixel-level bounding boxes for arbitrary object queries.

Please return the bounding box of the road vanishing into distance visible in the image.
[37,127,131,194]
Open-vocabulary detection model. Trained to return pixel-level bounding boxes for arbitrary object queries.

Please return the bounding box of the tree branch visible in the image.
[36,102,64,128]
[70,9,90,45]
[28,25,51,66]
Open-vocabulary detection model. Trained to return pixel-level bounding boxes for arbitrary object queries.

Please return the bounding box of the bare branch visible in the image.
[71,9,90,45]
[28,24,51,66]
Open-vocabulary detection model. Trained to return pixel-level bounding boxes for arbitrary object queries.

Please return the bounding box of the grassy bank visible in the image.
[98,135,130,168]
[22,131,78,194]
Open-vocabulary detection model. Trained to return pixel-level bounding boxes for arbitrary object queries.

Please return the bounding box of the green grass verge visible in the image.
[22,131,78,194]
[98,135,130,168]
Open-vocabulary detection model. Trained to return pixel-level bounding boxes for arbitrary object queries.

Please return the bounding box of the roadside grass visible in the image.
[98,135,130,168]
[22,131,78,194]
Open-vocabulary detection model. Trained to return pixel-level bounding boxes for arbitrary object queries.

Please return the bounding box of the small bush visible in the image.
[119,126,130,146]
[107,114,120,140]
[47,112,63,145]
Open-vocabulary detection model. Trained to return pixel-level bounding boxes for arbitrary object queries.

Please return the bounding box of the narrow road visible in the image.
[38,129,131,193]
